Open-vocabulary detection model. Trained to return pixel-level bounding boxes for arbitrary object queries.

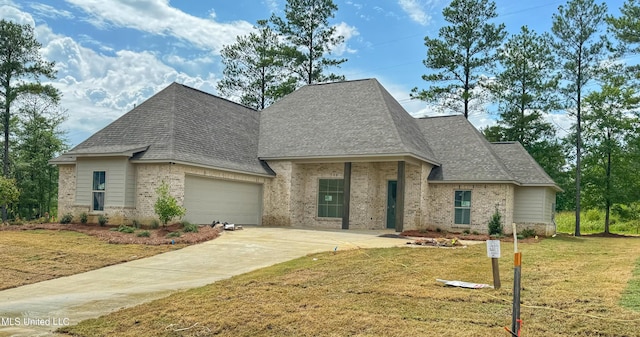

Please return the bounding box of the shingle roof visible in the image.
[491,142,561,190]
[417,115,514,182]
[52,80,559,190]
[53,83,274,176]
[257,79,439,164]
[417,115,560,189]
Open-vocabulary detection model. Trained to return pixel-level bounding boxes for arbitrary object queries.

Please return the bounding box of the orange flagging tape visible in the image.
[514,252,522,267]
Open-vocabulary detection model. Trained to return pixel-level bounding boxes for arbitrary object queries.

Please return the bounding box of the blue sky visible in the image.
[1,0,628,146]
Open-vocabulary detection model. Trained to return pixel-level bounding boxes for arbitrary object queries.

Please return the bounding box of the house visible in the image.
[51,79,560,235]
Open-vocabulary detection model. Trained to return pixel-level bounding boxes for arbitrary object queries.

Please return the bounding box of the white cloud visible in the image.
[29,3,74,19]
[65,0,254,53]
[398,0,430,26]
[0,2,36,26]
[545,112,573,139]
[331,22,359,55]
[262,0,278,13]
[21,15,217,146]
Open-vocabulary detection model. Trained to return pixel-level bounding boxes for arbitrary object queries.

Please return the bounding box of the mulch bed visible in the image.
[400,229,541,243]
[0,223,222,245]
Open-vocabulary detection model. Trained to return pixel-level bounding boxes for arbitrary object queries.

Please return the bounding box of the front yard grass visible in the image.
[59,235,640,337]
[0,230,184,290]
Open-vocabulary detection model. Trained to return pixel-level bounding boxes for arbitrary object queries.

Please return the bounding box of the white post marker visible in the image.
[512,223,518,253]
[486,239,501,289]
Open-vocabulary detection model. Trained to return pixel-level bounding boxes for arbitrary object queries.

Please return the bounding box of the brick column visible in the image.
[342,162,351,229]
[395,161,405,232]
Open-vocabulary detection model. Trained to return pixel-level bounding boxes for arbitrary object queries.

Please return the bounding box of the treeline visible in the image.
[216,0,640,235]
[0,20,68,222]
[406,0,640,235]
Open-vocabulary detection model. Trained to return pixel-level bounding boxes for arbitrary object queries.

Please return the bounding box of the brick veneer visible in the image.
[427,183,515,234]
[58,160,553,235]
[57,162,270,224]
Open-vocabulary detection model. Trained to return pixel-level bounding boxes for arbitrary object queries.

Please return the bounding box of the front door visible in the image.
[386,180,397,229]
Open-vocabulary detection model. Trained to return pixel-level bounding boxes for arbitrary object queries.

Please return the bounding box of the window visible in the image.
[454,190,471,225]
[92,171,106,211]
[317,179,344,218]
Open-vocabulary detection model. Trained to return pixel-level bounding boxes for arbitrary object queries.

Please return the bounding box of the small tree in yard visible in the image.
[154,181,186,226]
[488,207,503,236]
[0,176,19,219]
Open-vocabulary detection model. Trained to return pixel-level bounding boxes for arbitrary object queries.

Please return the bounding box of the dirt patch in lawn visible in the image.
[1,223,222,245]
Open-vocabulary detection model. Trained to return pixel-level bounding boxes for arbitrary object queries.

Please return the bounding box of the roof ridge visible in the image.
[465,119,516,181]
[493,142,557,185]
[418,114,461,120]
[370,79,404,152]
[166,83,179,158]
[174,82,258,111]
[307,78,374,87]
[369,79,439,165]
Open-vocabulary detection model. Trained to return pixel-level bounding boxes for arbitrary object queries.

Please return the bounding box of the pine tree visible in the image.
[271,0,347,85]
[217,20,296,110]
[551,0,608,236]
[0,19,59,221]
[411,0,506,118]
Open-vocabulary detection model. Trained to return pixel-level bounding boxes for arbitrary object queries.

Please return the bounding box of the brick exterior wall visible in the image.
[58,160,550,235]
[56,164,76,218]
[428,183,515,234]
[263,160,432,231]
[57,162,271,225]
[262,161,294,226]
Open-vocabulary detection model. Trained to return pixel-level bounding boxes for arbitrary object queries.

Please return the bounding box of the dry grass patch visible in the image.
[0,230,184,290]
[59,236,640,337]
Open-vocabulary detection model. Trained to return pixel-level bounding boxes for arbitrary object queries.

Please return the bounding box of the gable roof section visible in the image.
[417,115,516,182]
[491,142,561,190]
[418,115,560,189]
[258,79,439,164]
[53,83,274,176]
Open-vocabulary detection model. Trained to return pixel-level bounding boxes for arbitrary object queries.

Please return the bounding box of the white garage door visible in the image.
[183,175,262,225]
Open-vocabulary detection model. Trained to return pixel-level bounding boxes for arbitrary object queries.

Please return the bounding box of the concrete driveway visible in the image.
[0,227,406,336]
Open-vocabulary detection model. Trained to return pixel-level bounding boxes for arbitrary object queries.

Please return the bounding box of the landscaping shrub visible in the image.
[80,212,88,224]
[9,219,24,226]
[132,219,140,229]
[150,219,160,229]
[520,228,536,238]
[167,231,181,238]
[137,231,150,237]
[116,225,135,233]
[60,213,73,224]
[154,181,186,226]
[488,208,503,236]
[98,215,108,227]
[182,221,198,233]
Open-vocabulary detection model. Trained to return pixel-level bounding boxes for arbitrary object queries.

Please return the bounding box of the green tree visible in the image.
[625,125,640,203]
[487,207,503,236]
[582,68,639,233]
[0,19,58,221]
[607,0,640,55]
[551,0,608,236]
[154,181,186,226]
[271,0,347,85]
[13,93,67,220]
[0,175,19,219]
[217,20,296,110]
[411,0,506,119]
[489,26,558,149]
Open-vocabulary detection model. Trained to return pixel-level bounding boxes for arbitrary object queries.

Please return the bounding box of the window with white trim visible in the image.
[454,190,471,225]
[92,171,106,211]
